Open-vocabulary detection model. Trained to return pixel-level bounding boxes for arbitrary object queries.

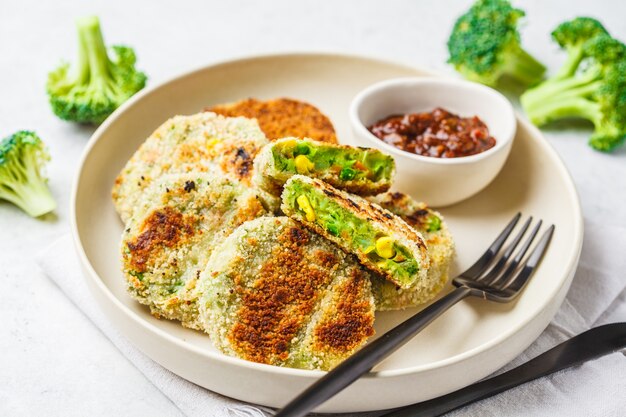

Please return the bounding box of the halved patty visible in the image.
[112,112,269,223]
[254,138,395,196]
[368,192,455,310]
[207,97,338,144]
[281,175,429,289]
[121,173,270,330]
[198,217,375,370]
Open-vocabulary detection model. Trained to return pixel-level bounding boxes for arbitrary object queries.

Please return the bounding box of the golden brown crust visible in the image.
[228,225,337,364]
[207,98,338,144]
[126,207,196,273]
[218,145,255,185]
[313,269,375,352]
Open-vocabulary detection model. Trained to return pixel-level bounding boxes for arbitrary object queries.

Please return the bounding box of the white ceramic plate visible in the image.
[71,53,583,413]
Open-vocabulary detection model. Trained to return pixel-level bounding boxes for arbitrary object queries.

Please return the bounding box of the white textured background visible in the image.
[1,1,625,416]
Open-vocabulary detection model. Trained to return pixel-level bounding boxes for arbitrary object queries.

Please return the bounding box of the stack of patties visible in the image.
[113,105,454,371]
[113,107,345,334]
[114,112,277,330]
[112,99,342,329]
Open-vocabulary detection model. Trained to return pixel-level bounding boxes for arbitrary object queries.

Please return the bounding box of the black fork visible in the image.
[275,213,555,417]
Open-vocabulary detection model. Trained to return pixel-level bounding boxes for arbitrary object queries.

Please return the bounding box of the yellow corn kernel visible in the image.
[375,236,395,259]
[282,139,298,149]
[206,138,220,149]
[296,195,316,222]
[295,155,315,174]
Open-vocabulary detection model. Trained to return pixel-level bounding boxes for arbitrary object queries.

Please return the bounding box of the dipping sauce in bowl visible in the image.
[350,77,516,206]
[368,107,496,158]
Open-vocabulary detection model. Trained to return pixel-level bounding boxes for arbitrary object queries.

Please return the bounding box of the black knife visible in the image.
[381,322,626,417]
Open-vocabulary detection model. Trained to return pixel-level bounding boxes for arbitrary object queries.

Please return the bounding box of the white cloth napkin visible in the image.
[37,221,626,417]
[36,234,274,417]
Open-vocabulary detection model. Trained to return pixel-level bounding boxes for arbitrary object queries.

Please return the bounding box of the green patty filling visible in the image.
[284,181,419,286]
[273,140,393,183]
[426,214,442,232]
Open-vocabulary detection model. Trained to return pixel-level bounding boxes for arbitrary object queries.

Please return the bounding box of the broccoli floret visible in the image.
[447,0,546,87]
[0,131,56,217]
[47,16,147,124]
[550,17,608,80]
[521,32,626,152]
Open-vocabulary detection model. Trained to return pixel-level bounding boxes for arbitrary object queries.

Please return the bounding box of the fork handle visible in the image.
[275,286,472,417]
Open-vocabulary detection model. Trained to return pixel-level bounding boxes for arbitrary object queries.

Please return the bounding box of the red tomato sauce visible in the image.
[368,108,496,158]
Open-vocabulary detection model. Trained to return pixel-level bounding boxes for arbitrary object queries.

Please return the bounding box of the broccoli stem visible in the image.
[74,22,90,86]
[504,47,546,86]
[553,45,585,80]
[521,67,601,109]
[76,16,112,86]
[524,96,601,128]
[1,178,56,217]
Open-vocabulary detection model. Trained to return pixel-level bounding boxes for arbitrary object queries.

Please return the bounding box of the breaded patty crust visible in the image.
[121,173,269,329]
[112,112,269,223]
[281,175,429,289]
[207,98,338,144]
[368,192,455,310]
[198,217,375,370]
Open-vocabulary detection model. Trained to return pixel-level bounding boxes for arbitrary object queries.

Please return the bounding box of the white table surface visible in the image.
[1,0,625,416]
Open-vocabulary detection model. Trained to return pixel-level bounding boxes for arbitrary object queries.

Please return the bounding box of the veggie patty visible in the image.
[254,137,395,196]
[281,175,429,289]
[121,172,270,330]
[198,217,375,370]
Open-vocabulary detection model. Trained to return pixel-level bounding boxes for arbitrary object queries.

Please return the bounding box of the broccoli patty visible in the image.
[254,138,395,197]
[112,112,270,223]
[207,97,338,144]
[368,192,455,310]
[198,217,375,370]
[121,173,270,330]
[281,175,429,289]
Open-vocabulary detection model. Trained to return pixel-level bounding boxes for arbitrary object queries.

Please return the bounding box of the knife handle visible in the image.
[382,322,626,417]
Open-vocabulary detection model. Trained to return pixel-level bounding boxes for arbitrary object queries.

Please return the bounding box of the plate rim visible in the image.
[70,51,584,379]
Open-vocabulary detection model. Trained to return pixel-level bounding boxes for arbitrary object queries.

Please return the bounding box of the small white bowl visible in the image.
[349,77,516,207]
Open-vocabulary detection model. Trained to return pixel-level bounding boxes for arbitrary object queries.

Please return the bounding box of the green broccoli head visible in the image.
[0,131,56,217]
[585,34,626,65]
[552,17,608,48]
[588,61,626,151]
[551,17,609,79]
[447,0,546,86]
[521,31,626,152]
[46,16,147,124]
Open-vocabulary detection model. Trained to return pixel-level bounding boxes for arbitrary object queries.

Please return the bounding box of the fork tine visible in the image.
[461,212,521,279]
[499,225,555,298]
[488,219,542,287]
[478,217,533,284]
